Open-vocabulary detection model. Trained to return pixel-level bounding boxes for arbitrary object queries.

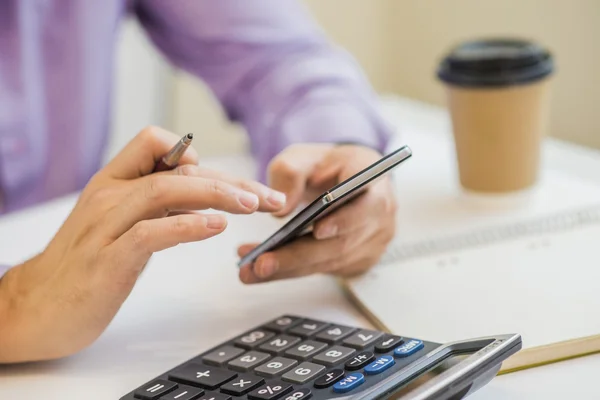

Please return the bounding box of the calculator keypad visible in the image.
[228,351,271,372]
[315,325,356,344]
[122,315,432,400]
[288,320,329,337]
[258,335,301,354]
[312,345,356,366]
[234,330,275,349]
[284,340,328,360]
[159,385,203,400]
[203,345,245,366]
[254,357,298,377]
[342,330,383,349]
[282,362,326,384]
[169,364,236,390]
[220,375,264,396]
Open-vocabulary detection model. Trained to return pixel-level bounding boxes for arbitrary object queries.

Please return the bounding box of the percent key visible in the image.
[248,382,293,400]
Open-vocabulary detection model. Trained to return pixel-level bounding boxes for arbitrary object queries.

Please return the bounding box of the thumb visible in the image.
[268,144,332,217]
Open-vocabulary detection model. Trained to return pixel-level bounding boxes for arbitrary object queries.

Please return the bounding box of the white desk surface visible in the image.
[1,97,600,399]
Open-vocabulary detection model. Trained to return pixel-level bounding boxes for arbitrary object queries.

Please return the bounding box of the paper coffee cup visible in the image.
[437,39,554,192]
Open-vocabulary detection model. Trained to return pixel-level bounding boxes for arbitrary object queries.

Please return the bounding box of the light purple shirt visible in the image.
[0,1,391,275]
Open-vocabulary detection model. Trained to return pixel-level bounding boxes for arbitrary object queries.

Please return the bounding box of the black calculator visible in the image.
[119,315,521,400]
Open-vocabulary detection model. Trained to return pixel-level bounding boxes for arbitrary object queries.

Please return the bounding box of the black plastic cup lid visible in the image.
[437,38,554,87]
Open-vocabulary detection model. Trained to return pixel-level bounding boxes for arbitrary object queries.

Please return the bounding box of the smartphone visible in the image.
[237,145,413,267]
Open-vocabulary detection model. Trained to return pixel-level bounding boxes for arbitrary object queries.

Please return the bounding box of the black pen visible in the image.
[152,133,194,172]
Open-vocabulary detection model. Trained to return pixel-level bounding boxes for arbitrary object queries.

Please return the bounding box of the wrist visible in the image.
[0,254,44,363]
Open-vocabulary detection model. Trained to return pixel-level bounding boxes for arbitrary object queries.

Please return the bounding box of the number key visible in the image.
[234,329,275,349]
[282,362,325,384]
[254,357,298,378]
[312,345,356,366]
[342,329,383,349]
[281,388,312,400]
[315,325,356,344]
[284,340,327,361]
[288,320,328,337]
[228,351,271,372]
[259,334,301,354]
[264,316,302,332]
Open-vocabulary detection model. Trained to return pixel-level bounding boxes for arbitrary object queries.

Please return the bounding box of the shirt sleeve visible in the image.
[0,265,11,280]
[133,0,393,181]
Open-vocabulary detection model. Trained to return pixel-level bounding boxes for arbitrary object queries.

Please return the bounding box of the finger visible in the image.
[268,144,332,217]
[164,164,286,212]
[109,213,227,277]
[239,231,385,284]
[312,191,373,240]
[246,235,341,280]
[104,176,259,236]
[102,126,199,180]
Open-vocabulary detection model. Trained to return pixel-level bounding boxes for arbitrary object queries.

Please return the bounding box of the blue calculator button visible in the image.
[333,372,365,393]
[364,355,395,375]
[394,339,424,358]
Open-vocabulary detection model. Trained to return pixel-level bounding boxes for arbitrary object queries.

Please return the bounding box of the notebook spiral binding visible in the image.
[380,204,600,266]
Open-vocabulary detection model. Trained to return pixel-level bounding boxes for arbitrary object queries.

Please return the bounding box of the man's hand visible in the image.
[238,143,397,283]
[0,126,285,363]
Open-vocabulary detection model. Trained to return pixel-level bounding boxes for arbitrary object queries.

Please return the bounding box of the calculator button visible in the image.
[342,329,383,349]
[364,355,395,375]
[259,335,302,354]
[159,384,204,400]
[312,346,356,366]
[203,346,245,366]
[314,325,355,344]
[254,357,298,377]
[281,388,311,400]
[220,374,264,396]
[234,330,275,349]
[228,351,271,372]
[344,351,375,371]
[264,316,303,333]
[288,320,328,338]
[282,362,326,384]
[196,392,231,400]
[313,369,344,388]
[284,340,328,361]
[394,339,424,358]
[333,372,365,393]
[169,364,237,390]
[247,381,293,400]
[135,380,178,399]
[375,335,404,353]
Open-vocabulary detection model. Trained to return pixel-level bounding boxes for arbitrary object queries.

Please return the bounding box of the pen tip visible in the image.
[186,133,193,140]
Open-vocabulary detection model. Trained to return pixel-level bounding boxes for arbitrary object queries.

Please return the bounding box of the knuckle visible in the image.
[145,176,166,201]
[336,235,352,255]
[172,215,194,236]
[139,125,161,142]
[176,164,197,177]
[205,179,226,198]
[269,157,297,179]
[131,222,151,249]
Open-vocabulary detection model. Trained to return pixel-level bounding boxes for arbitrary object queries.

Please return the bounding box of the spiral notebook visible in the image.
[340,137,600,373]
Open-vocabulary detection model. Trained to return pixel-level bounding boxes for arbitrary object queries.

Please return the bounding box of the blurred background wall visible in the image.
[108,0,600,161]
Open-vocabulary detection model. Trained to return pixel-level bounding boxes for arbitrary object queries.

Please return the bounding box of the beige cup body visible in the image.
[446,79,552,192]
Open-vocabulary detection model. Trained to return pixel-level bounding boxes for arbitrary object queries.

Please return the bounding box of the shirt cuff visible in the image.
[257,96,393,182]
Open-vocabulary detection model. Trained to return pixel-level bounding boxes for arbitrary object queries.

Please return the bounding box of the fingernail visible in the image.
[257,257,278,278]
[205,215,226,229]
[267,191,286,207]
[316,224,338,239]
[238,191,259,210]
